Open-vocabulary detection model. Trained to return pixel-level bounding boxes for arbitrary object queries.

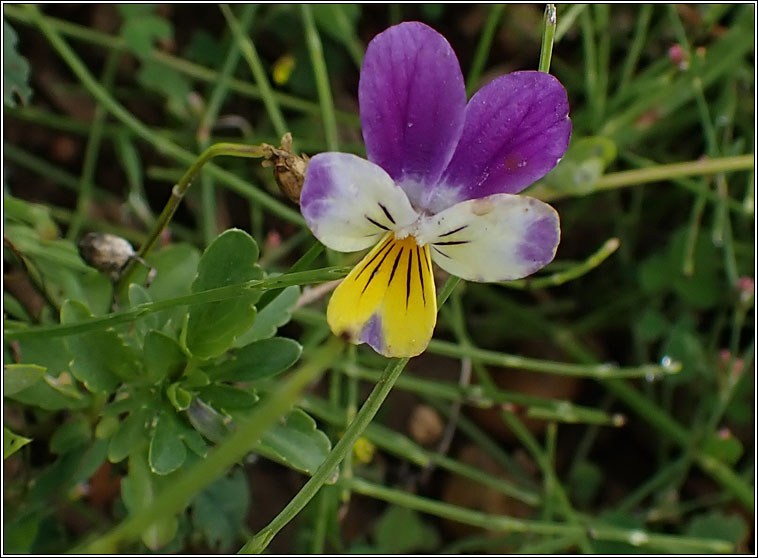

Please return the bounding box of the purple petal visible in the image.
[359,22,466,192]
[434,71,571,211]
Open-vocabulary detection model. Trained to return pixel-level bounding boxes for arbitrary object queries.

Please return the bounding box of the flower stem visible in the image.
[301,393,541,506]
[503,237,620,289]
[593,155,753,190]
[427,339,680,379]
[501,412,594,552]
[116,142,268,295]
[340,362,623,427]
[347,477,733,553]
[238,277,462,553]
[466,4,505,95]
[66,50,118,240]
[4,267,350,341]
[76,338,343,553]
[538,4,557,74]
[301,4,339,151]
[220,4,288,139]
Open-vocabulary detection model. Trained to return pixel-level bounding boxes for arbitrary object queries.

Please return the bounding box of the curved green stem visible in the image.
[116,142,268,293]
[239,277,461,553]
[503,237,620,289]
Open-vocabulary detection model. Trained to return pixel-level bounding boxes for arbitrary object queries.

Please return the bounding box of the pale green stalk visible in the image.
[220,4,287,138]
[466,4,505,94]
[538,4,557,74]
[67,50,118,240]
[195,4,255,245]
[239,278,461,553]
[502,238,619,289]
[616,4,653,94]
[501,412,593,552]
[4,267,349,341]
[427,339,680,379]
[348,478,733,553]
[301,5,339,151]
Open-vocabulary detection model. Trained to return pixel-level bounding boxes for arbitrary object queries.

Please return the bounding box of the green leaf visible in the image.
[593,511,646,554]
[118,5,173,58]
[95,415,120,440]
[186,229,263,359]
[182,29,226,67]
[568,460,604,507]
[5,224,112,313]
[660,317,706,383]
[17,337,70,377]
[127,283,159,343]
[61,300,142,392]
[210,337,302,382]
[702,430,744,465]
[191,469,249,551]
[166,382,193,412]
[255,408,331,476]
[187,399,230,443]
[28,440,108,501]
[122,451,179,550]
[136,60,192,119]
[3,509,40,553]
[526,136,617,199]
[109,407,149,463]
[684,510,747,547]
[149,411,187,475]
[195,384,258,413]
[4,426,32,459]
[8,372,88,411]
[635,308,670,342]
[3,194,59,239]
[3,364,45,395]
[177,419,208,457]
[373,505,440,553]
[3,21,33,106]
[143,330,186,383]
[50,418,91,455]
[234,285,301,346]
[146,243,201,301]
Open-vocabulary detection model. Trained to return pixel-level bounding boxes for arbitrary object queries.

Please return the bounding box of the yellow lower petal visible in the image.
[327,233,437,358]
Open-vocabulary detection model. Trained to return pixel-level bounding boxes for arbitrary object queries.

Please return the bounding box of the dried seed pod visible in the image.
[78,232,136,280]
[261,133,309,204]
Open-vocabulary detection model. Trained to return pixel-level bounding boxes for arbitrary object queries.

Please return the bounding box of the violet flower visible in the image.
[300,22,572,357]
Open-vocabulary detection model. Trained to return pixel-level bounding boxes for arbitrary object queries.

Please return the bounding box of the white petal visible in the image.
[301,153,419,252]
[415,194,560,282]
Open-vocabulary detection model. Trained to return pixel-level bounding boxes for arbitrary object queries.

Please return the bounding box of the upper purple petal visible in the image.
[359,22,466,191]
[436,71,571,208]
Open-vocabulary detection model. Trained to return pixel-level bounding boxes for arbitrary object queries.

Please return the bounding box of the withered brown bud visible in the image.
[78,232,136,280]
[260,133,309,204]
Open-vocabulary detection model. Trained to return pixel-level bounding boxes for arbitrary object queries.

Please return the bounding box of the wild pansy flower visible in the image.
[301,22,571,358]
